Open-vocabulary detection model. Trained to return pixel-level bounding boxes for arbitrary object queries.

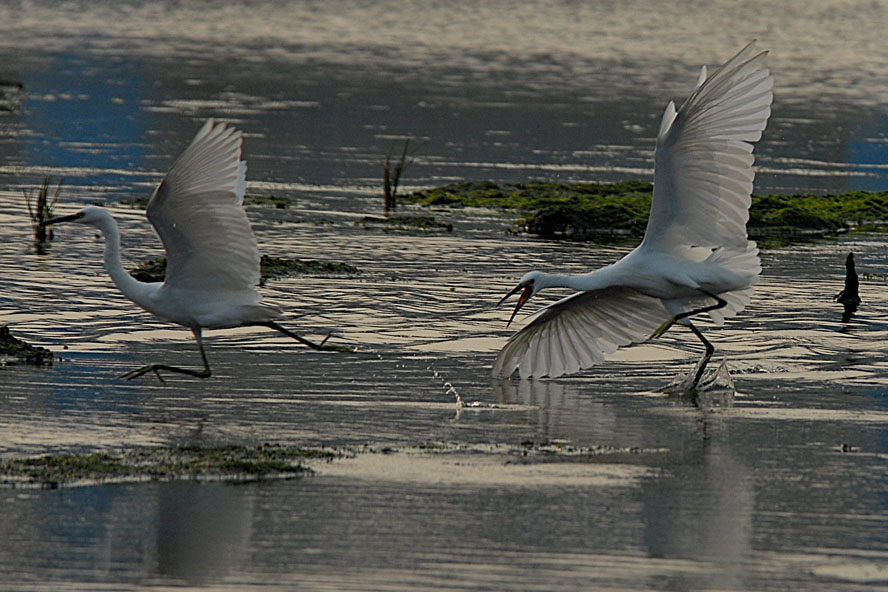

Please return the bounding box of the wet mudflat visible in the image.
[1,1,887,590]
[2,194,886,590]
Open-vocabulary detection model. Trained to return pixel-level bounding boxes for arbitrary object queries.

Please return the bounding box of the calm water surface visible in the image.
[0,1,887,590]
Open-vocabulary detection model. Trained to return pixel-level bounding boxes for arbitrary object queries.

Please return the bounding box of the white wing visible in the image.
[146,118,259,292]
[492,288,672,379]
[642,41,773,253]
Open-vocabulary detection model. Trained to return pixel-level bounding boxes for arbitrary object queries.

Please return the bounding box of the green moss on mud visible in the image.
[404,182,888,241]
[406,181,653,239]
[259,255,360,280]
[0,79,22,112]
[1,444,336,488]
[246,194,293,208]
[407,180,652,212]
[356,214,453,232]
[130,255,360,283]
[748,192,888,231]
[129,256,168,282]
[118,197,150,209]
[0,325,53,366]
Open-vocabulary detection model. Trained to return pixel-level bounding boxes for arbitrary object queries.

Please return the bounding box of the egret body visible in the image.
[495,42,773,387]
[46,119,336,380]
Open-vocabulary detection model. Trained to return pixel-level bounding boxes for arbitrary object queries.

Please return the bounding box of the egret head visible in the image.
[497,270,546,326]
[42,205,111,228]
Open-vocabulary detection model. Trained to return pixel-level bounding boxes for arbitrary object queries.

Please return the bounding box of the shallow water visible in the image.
[1,1,887,590]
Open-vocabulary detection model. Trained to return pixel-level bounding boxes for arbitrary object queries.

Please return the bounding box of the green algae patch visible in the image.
[0,445,338,489]
[129,255,360,283]
[525,200,649,239]
[406,180,652,211]
[128,256,169,282]
[117,197,150,209]
[246,194,293,208]
[356,214,453,232]
[0,325,53,366]
[0,79,23,112]
[404,181,888,241]
[748,191,888,232]
[259,255,360,281]
[5,453,134,486]
[405,181,654,239]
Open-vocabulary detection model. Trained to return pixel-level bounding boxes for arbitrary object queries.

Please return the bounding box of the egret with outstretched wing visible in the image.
[46,119,340,381]
[495,42,772,387]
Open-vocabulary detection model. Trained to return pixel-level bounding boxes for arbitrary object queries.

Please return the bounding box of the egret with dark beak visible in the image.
[45,119,343,381]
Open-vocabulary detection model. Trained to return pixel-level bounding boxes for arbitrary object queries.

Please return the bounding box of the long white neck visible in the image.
[536,263,626,293]
[93,214,157,307]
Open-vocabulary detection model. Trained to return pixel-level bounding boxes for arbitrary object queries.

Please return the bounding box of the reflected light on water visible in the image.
[0,2,887,590]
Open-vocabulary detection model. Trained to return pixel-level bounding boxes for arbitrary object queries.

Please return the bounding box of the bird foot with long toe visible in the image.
[118,364,211,382]
[301,332,354,353]
[258,322,354,353]
[316,332,350,352]
[118,365,163,382]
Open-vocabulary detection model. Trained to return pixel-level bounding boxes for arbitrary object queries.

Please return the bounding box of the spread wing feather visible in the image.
[146,119,259,293]
[642,41,773,253]
[492,288,673,378]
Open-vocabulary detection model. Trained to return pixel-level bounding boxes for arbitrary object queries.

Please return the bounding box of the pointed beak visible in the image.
[41,212,82,227]
[498,283,532,327]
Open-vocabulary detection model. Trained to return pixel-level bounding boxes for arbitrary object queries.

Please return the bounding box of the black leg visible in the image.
[119,328,212,382]
[651,290,728,339]
[684,291,726,388]
[674,290,728,323]
[687,321,715,389]
[650,290,728,390]
[677,292,727,389]
[253,321,351,352]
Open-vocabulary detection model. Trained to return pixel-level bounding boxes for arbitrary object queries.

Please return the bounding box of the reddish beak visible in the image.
[497,284,532,327]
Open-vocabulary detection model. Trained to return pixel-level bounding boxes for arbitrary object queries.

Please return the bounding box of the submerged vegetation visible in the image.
[357,214,453,232]
[24,177,64,245]
[404,181,888,241]
[0,441,671,489]
[129,254,360,283]
[406,181,653,239]
[259,254,360,281]
[118,196,150,209]
[0,325,53,366]
[383,139,422,214]
[128,256,168,282]
[407,180,651,210]
[0,78,23,112]
[0,444,338,488]
[247,194,292,208]
[747,192,888,232]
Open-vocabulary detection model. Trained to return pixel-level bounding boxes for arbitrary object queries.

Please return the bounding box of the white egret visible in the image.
[45,118,339,381]
[494,42,773,388]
